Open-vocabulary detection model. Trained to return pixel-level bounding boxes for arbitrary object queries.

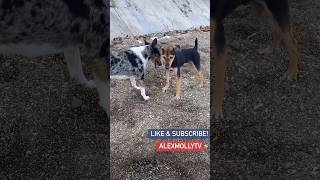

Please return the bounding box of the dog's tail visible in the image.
[194,38,198,50]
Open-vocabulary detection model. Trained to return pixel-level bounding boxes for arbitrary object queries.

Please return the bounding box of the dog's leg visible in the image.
[281,30,299,80]
[212,18,227,119]
[197,70,204,88]
[139,78,150,100]
[162,69,171,92]
[64,46,95,88]
[92,59,109,115]
[130,75,149,100]
[130,76,141,90]
[213,50,227,119]
[175,68,182,99]
[192,62,204,88]
[265,0,299,80]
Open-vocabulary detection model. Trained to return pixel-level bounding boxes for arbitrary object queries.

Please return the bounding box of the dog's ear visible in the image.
[173,44,180,52]
[151,38,157,48]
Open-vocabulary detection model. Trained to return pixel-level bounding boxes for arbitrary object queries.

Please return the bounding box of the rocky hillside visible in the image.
[110,0,209,38]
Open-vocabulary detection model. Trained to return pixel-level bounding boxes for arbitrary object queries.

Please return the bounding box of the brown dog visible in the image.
[161,38,204,99]
[212,0,299,118]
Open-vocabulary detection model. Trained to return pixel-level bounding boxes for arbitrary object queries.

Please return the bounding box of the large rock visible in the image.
[110,0,209,38]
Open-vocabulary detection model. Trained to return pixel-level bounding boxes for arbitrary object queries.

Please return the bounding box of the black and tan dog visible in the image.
[212,0,300,118]
[161,38,204,99]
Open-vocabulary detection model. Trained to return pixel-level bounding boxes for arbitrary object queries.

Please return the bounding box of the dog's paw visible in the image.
[198,84,204,88]
[175,96,181,100]
[213,112,224,119]
[143,96,150,100]
[282,70,298,81]
[162,87,168,92]
[257,47,273,55]
[212,107,224,119]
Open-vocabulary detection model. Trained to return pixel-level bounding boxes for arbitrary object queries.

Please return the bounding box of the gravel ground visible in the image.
[110,30,210,179]
[211,0,320,179]
[0,55,109,178]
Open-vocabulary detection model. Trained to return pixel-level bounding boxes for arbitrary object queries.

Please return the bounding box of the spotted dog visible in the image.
[110,38,161,100]
[161,38,204,99]
[212,0,300,118]
[0,0,109,113]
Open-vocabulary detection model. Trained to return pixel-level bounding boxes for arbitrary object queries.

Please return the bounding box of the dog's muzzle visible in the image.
[156,60,162,67]
[155,60,162,68]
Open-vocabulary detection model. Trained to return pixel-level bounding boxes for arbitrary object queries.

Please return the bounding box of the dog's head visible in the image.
[144,38,162,67]
[161,44,180,69]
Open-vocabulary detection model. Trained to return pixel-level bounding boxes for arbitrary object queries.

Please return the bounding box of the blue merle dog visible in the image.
[0,0,109,114]
[110,38,161,100]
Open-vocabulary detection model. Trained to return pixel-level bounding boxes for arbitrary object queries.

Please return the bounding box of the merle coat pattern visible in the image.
[110,38,161,100]
[0,0,108,57]
[0,0,109,114]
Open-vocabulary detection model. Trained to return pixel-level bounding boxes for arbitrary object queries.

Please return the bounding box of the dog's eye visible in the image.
[169,56,174,59]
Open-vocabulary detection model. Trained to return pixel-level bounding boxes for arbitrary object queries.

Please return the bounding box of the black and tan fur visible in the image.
[211,0,300,118]
[161,38,204,99]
